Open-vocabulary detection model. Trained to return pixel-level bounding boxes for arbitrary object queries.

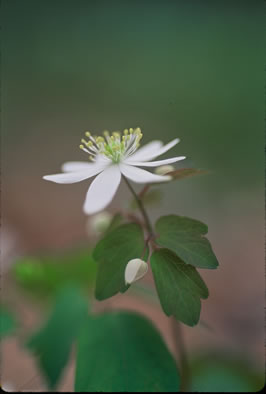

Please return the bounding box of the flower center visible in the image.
[79,127,143,163]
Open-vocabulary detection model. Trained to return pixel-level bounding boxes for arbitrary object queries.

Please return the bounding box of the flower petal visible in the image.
[125,156,186,167]
[128,138,180,163]
[125,259,148,285]
[43,164,104,184]
[126,140,163,161]
[83,165,121,215]
[62,161,97,172]
[119,163,171,183]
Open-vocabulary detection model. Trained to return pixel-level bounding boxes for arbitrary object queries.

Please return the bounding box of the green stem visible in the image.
[123,176,154,236]
[171,318,190,392]
[123,176,190,391]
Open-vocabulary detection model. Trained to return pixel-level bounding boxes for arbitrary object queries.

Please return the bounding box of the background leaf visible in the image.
[189,353,264,392]
[155,215,219,269]
[0,307,17,339]
[26,285,88,389]
[93,223,147,300]
[12,249,97,299]
[151,248,208,326]
[75,311,180,392]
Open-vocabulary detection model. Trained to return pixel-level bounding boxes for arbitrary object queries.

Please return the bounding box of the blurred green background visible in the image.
[2,0,264,391]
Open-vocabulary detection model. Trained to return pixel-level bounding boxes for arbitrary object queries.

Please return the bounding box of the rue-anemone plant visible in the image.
[43,127,219,391]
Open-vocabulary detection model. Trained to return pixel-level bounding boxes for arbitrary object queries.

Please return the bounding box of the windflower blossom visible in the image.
[43,127,185,215]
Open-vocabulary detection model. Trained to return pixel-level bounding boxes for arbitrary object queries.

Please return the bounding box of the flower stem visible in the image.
[123,176,154,236]
[123,176,190,390]
[138,184,150,199]
[171,317,190,392]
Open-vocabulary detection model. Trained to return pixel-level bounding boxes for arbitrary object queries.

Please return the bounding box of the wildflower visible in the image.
[125,258,148,285]
[43,127,185,215]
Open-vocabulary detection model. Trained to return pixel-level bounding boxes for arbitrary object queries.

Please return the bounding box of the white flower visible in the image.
[125,258,148,285]
[43,127,185,215]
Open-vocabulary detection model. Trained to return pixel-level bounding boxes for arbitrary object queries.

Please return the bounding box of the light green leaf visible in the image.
[26,285,88,389]
[75,311,180,392]
[155,215,219,269]
[150,248,208,326]
[0,307,16,339]
[93,223,147,300]
[12,250,97,299]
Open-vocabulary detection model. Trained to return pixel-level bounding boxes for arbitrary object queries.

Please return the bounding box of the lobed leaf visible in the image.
[151,248,208,326]
[155,215,218,269]
[93,223,147,300]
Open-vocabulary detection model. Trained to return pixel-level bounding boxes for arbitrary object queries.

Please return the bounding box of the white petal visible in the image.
[125,156,186,167]
[43,164,103,184]
[83,165,121,215]
[120,163,171,183]
[125,259,148,285]
[128,138,180,163]
[126,140,163,161]
[62,161,97,172]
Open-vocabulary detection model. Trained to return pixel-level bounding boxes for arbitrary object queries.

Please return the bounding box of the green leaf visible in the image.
[155,215,219,269]
[93,223,147,300]
[12,250,97,299]
[26,285,88,389]
[150,248,208,326]
[189,353,264,392]
[75,311,180,392]
[167,168,208,181]
[0,307,16,339]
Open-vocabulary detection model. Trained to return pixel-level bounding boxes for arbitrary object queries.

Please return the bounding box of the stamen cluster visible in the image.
[79,127,143,163]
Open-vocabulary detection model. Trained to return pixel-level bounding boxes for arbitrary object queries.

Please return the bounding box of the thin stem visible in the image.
[138,184,150,199]
[124,176,190,391]
[171,317,190,392]
[123,176,154,236]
